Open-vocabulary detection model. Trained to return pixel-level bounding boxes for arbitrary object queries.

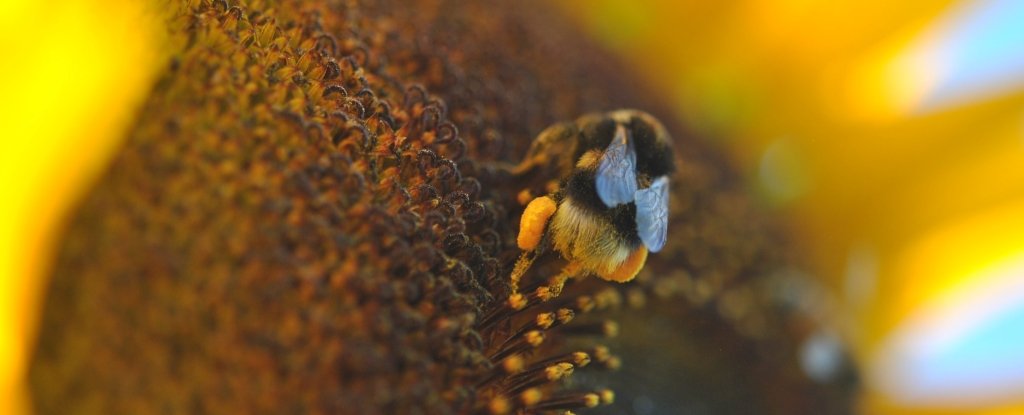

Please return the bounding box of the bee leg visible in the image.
[509,250,536,295]
[510,196,558,295]
[539,262,584,301]
[510,121,579,177]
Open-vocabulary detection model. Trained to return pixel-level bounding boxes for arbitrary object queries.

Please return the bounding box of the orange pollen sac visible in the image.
[597,246,648,282]
[517,196,557,250]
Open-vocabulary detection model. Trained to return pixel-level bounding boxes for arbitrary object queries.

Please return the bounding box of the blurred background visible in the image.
[3,0,1023,414]
[554,0,1024,413]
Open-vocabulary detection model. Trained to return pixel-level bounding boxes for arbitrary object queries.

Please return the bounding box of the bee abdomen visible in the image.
[561,170,642,248]
[549,199,636,276]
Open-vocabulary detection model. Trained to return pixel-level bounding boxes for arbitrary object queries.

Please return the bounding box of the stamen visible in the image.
[561,320,619,338]
[530,392,601,411]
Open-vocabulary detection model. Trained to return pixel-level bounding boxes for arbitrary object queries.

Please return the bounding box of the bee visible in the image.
[508,109,675,301]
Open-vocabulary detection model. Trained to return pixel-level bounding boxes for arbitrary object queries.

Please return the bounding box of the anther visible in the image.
[488,395,510,415]
[518,388,542,407]
[561,320,619,338]
[525,351,591,371]
[530,392,601,411]
[488,330,544,362]
[505,362,573,395]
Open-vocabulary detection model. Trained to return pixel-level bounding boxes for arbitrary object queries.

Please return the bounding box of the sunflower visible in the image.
[8,1,855,414]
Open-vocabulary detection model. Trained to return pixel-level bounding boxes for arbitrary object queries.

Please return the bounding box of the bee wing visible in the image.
[634,176,669,252]
[596,125,637,207]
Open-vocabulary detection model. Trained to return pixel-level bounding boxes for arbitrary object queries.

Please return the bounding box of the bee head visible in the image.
[575,110,675,179]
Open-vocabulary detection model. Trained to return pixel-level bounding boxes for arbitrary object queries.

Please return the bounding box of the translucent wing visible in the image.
[634,176,669,252]
[596,124,637,207]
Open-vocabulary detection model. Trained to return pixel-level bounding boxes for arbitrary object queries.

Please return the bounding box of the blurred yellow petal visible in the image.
[0,1,165,414]
[867,199,1024,408]
[559,0,1024,413]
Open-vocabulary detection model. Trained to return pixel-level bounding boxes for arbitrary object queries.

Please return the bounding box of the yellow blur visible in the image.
[0,1,164,413]
[559,0,1024,413]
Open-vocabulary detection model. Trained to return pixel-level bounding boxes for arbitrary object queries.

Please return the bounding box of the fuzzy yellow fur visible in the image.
[549,199,637,279]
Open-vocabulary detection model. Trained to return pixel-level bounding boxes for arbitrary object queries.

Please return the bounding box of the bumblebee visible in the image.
[509,109,675,300]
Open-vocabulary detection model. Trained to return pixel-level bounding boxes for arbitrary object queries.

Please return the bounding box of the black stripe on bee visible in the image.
[627,115,675,179]
[559,169,642,248]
